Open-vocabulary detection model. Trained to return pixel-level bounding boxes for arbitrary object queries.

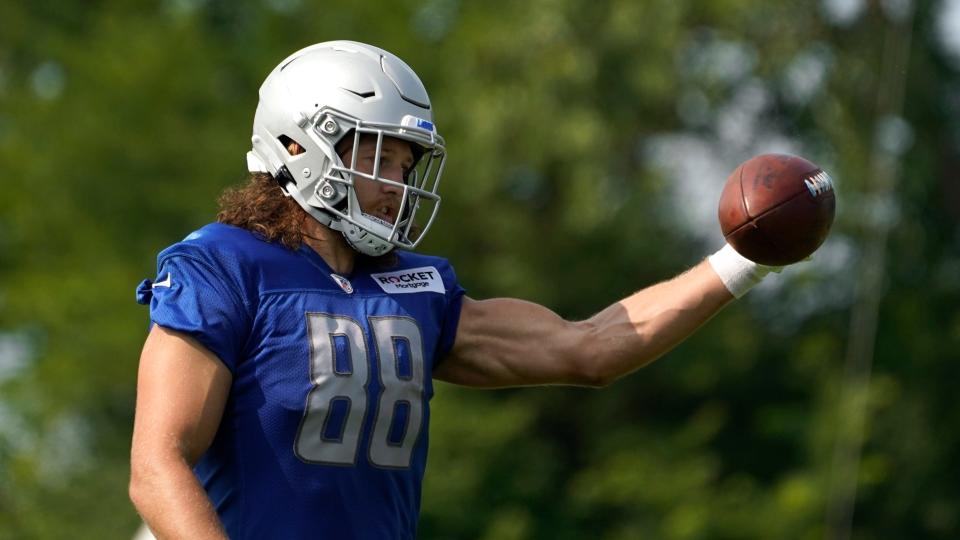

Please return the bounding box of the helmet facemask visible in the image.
[314,111,446,256]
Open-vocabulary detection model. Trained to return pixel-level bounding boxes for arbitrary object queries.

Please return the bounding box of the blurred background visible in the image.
[1,0,959,538]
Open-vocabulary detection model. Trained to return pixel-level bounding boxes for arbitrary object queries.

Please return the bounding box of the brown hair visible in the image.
[215,172,401,269]
[216,172,308,250]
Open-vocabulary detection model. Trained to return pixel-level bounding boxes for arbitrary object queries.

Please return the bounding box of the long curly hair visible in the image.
[215,172,401,269]
[216,172,308,250]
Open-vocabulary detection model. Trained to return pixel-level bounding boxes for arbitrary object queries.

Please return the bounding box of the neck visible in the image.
[301,217,356,275]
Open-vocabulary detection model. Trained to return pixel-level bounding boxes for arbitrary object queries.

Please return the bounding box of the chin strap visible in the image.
[341,221,395,256]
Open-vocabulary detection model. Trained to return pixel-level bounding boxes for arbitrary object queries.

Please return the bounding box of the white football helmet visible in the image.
[247,41,446,256]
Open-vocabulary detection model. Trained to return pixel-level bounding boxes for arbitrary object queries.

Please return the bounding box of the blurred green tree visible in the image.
[0,0,957,538]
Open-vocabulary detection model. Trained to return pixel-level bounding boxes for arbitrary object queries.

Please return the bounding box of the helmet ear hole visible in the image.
[278,135,306,156]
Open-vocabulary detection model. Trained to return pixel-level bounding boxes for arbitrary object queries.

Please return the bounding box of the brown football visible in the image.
[719,154,836,266]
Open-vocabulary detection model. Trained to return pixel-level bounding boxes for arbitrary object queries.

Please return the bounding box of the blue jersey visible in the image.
[135,223,465,539]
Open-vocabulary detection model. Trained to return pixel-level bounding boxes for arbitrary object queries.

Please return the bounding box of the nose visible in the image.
[380,167,405,194]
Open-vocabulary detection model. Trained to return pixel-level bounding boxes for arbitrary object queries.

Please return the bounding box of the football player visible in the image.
[129,41,776,539]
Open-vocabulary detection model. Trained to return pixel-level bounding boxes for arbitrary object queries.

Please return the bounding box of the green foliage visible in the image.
[1,0,958,538]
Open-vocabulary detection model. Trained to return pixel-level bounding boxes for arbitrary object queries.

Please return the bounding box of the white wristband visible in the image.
[707,244,772,299]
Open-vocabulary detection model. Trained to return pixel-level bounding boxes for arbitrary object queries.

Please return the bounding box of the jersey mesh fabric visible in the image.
[137,223,465,539]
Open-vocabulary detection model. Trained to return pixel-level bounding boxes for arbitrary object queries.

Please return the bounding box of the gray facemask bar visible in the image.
[312,109,446,250]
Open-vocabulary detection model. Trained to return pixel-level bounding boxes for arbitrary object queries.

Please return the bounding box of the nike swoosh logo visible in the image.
[152,273,172,288]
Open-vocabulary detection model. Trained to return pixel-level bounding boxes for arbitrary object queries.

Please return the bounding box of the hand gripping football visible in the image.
[718,154,836,266]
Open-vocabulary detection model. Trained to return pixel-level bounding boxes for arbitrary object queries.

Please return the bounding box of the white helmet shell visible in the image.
[247,41,446,256]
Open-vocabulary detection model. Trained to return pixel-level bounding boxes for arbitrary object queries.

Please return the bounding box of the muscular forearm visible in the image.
[577,260,734,384]
[440,259,736,388]
[130,453,227,540]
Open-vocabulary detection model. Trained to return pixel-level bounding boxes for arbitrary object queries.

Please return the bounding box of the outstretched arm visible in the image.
[435,256,751,388]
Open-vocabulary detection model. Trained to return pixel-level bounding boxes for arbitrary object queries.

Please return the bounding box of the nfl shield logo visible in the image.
[330,273,354,294]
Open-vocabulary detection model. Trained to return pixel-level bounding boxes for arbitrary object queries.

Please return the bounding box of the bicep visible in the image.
[434,296,592,388]
[132,324,233,466]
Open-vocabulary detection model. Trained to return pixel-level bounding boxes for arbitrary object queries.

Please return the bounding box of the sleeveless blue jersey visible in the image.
[135,223,465,539]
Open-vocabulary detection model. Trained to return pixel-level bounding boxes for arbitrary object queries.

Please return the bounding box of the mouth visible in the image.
[366,204,397,225]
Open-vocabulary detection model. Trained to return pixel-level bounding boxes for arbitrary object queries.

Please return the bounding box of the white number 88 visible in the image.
[294,313,425,469]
